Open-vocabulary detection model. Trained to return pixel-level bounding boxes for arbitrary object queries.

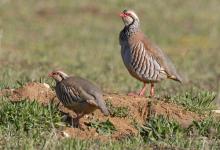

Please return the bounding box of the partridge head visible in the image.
[48,70,69,82]
[120,9,140,27]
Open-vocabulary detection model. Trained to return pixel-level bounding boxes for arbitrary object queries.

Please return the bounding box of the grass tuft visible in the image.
[188,117,220,139]
[167,87,216,113]
[140,115,220,149]
[141,115,184,144]
[89,119,116,135]
[106,100,129,118]
[0,97,61,133]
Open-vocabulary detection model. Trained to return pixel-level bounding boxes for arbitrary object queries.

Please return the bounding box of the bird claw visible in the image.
[71,118,80,127]
[128,92,145,97]
[128,92,139,97]
[127,92,137,95]
[71,122,79,128]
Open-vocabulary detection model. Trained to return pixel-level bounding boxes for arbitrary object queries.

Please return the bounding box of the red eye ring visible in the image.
[124,13,130,16]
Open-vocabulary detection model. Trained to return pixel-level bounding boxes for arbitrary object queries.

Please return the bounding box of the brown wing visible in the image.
[56,82,94,107]
[130,32,183,83]
[60,77,109,115]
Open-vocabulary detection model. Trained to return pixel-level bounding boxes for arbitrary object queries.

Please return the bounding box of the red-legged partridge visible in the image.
[119,9,182,97]
[48,70,109,127]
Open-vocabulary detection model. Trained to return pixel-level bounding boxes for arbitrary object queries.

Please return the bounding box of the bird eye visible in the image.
[125,13,130,16]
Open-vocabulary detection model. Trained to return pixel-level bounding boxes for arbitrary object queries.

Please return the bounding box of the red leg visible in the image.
[128,83,147,97]
[71,113,84,128]
[150,83,155,97]
[139,83,147,96]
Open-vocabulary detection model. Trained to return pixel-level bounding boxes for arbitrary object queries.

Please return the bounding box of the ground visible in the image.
[0,82,203,140]
[0,0,220,149]
[0,82,217,149]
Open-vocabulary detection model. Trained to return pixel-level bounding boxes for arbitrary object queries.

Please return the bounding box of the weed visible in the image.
[187,117,220,139]
[106,100,129,118]
[169,87,216,113]
[141,115,184,143]
[140,115,220,149]
[0,97,61,133]
[89,119,116,135]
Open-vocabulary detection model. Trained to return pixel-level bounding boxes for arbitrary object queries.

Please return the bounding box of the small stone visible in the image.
[212,110,220,113]
[43,83,50,89]
[61,131,70,138]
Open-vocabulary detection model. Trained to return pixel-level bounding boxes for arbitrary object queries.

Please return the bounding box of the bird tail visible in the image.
[100,105,110,116]
[96,95,109,116]
[169,75,183,84]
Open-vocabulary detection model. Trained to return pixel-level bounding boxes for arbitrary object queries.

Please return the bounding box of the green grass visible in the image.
[0,100,61,132]
[0,0,220,149]
[141,115,220,149]
[89,119,117,135]
[0,96,220,149]
[106,100,129,118]
[166,87,216,113]
[0,97,62,149]
[141,115,184,143]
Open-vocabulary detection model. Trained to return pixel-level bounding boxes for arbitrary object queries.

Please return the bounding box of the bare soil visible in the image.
[0,82,203,141]
[0,82,55,105]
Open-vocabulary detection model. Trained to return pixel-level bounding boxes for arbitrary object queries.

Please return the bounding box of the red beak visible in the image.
[119,12,127,17]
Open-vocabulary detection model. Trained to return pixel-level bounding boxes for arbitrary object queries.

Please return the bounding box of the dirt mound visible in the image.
[0,82,203,140]
[0,82,55,105]
[104,93,202,128]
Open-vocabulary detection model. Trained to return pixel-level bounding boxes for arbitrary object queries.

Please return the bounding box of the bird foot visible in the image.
[148,94,157,99]
[71,118,84,129]
[148,95,154,99]
[71,122,79,128]
[71,122,85,130]
[128,92,145,97]
[128,92,139,97]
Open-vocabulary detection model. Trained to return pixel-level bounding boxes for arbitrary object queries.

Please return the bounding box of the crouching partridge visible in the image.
[119,9,182,97]
[48,70,109,127]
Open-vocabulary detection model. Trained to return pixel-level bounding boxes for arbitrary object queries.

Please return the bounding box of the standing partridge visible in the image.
[119,9,182,97]
[48,70,109,127]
